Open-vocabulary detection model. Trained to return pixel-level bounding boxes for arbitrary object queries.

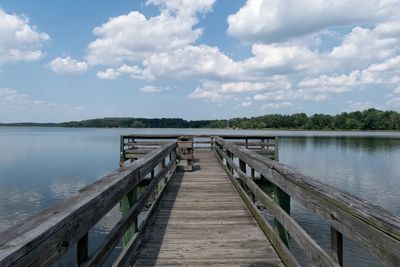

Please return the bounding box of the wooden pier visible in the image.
[0,134,399,267]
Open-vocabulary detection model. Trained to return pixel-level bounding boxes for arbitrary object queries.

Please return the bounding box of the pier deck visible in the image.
[134,151,283,266]
[1,134,399,267]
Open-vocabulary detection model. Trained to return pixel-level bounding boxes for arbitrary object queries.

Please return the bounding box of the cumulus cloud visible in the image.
[0,9,49,63]
[143,45,237,80]
[96,68,120,79]
[49,56,88,74]
[227,0,399,43]
[298,55,400,96]
[146,0,216,17]
[86,9,207,65]
[78,0,400,111]
[140,85,163,93]
[329,26,400,70]
[187,78,291,102]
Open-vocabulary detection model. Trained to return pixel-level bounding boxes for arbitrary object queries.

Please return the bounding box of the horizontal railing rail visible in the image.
[120,134,277,162]
[213,136,400,267]
[0,142,177,267]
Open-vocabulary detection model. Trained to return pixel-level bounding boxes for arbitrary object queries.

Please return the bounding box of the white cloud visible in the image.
[227,0,398,43]
[146,0,215,17]
[117,64,143,78]
[143,45,237,80]
[86,11,203,65]
[77,0,400,111]
[298,55,400,96]
[261,102,293,109]
[0,9,50,63]
[329,26,400,70]
[241,101,252,107]
[140,85,162,93]
[49,56,88,74]
[346,100,375,111]
[96,68,120,79]
[386,97,400,107]
[142,43,321,81]
[0,88,84,113]
[240,43,322,76]
[187,78,291,102]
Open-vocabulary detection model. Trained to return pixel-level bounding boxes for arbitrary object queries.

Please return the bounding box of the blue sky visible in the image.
[0,0,399,122]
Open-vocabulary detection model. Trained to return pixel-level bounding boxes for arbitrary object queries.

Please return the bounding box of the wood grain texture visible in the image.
[132,151,284,266]
[215,137,400,267]
[0,143,176,267]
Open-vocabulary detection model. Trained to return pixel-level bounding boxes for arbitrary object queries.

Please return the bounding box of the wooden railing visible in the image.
[120,134,277,162]
[0,143,177,267]
[214,137,400,267]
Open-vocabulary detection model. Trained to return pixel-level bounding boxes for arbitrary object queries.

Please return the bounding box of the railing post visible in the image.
[77,233,88,266]
[331,227,343,266]
[226,150,233,174]
[177,136,193,171]
[121,187,138,246]
[274,186,290,247]
[274,137,279,160]
[239,159,247,189]
[250,168,256,203]
[120,136,125,167]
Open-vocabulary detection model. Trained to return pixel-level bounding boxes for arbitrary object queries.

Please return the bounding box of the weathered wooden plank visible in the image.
[233,141,275,146]
[331,227,343,266]
[132,151,284,266]
[0,143,176,267]
[216,146,339,267]
[215,137,400,266]
[134,257,284,266]
[83,157,176,267]
[214,150,299,267]
[113,160,177,267]
[77,233,88,266]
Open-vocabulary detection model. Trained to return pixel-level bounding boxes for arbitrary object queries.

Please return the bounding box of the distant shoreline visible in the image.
[1,125,400,133]
[1,108,400,131]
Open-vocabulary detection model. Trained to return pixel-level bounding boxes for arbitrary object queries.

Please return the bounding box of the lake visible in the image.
[0,127,399,266]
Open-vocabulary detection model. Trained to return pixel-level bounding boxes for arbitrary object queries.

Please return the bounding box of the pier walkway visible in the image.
[0,134,399,267]
[134,151,283,266]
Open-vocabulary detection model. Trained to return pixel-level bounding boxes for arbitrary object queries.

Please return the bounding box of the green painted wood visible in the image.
[121,188,138,246]
[274,186,291,247]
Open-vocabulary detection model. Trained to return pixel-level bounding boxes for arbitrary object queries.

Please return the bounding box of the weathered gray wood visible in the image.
[122,134,276,139]
[331,227,343,266]
[215,137,400,266]
[133,151,284,266]
[214,150,299,267]
[77,233,88,266]
[83,157,176,267]
[0,143,176,267]
[216,146,339,267]
[233,141,275,147]
[115,160,177,266]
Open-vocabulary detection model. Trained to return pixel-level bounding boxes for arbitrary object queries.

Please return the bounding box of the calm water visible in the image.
[0,127,399,266]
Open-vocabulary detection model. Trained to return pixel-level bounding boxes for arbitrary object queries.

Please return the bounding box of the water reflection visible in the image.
[279,136,400,214]
[0,187,44,232]
[0,127,399,266]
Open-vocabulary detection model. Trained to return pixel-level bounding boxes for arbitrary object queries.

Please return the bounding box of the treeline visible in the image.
[2,109,400,130]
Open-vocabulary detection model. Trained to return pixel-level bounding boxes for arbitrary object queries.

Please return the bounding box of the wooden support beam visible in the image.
[331,227,343,266]
[77,233,88,266]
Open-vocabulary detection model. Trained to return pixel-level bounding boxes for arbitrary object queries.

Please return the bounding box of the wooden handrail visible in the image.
[214,137,400,267]
[215,144,338,267]
[0,142,177,267]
